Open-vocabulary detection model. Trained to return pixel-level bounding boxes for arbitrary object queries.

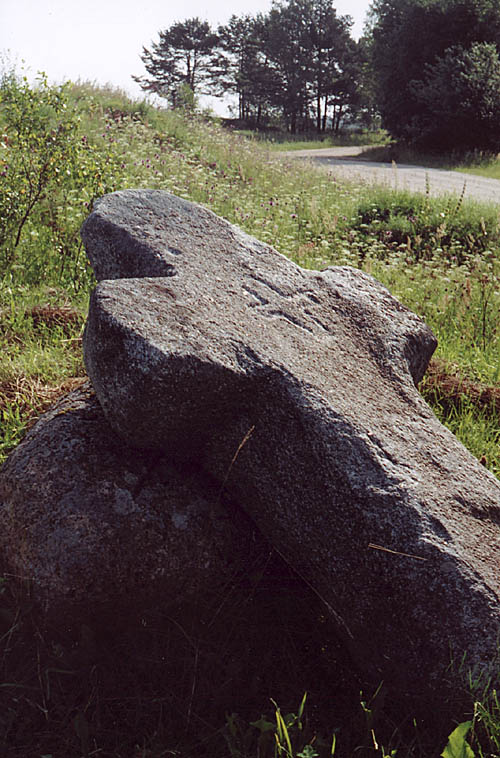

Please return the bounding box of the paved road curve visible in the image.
[282,146,500,205]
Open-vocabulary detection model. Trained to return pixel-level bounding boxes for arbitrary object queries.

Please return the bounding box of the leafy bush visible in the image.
[369,0,500,151]
[410,43,500,152]
[0,72,123,288]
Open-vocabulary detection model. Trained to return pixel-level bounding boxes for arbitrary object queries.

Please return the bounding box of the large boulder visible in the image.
[81,190,500,705]
[0,383,259,630]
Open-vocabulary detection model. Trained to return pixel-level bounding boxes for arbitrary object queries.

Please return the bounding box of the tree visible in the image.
[134,3,360,131]
[262,1,312,132]
[261,0,355,132]
[133,18,218,106]
[368,0,500,146]
[216,14,275,124]
[349,36,380,129]
[410,42,500,151]
[302,0,354,132]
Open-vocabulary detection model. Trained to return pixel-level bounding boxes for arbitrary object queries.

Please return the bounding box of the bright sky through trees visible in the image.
[1,0,370,113]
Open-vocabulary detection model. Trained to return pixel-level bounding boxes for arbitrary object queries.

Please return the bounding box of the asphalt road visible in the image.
[282,145,500,204]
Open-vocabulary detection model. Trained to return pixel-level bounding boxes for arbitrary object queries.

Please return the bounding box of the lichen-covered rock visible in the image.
[81,189,500,704]
[0,384,258,629]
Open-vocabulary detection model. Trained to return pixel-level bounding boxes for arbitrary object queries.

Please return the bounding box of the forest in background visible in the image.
[133,0,500,153]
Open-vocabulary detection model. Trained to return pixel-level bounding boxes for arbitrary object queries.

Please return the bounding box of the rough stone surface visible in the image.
[81,190,500,703]
[0,383,258,629]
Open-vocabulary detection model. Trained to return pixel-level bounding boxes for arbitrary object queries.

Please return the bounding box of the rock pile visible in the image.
[0,383,261,630]
[1,189,500,707]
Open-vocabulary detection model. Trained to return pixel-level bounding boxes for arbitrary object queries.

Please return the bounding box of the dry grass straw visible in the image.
[0,375,86,423]
[28,303,82,334]
[421,358,500,419]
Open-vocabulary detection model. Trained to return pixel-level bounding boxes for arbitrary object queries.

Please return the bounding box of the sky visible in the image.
[1,0,372,115]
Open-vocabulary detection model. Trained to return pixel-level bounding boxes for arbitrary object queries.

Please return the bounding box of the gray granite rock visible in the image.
[77,189,500,702]
[0,384,258,629]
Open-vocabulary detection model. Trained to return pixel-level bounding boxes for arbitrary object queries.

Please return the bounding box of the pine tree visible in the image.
[133,18,219,106]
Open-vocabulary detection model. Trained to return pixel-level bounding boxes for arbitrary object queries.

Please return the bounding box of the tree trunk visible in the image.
[335,104,343,132]
[331,103,336,131]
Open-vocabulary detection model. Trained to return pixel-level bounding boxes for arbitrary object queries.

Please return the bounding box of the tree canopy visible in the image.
[133,18,219,106]
[368,0,500,149]
[411,42,500,150]
[133,0,500,151]
[261,0,355,132]
[134,0,364,132]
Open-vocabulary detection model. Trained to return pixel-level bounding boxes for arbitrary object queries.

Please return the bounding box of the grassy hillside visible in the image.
[0,77,499,756]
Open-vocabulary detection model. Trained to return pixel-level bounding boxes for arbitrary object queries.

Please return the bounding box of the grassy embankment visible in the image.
[0,79,499,756]
[236,128,391,152]
[352,141,500,181]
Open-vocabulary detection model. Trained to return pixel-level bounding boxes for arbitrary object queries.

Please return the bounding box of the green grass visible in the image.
[351,143,453,167]
[459,160,500,180]
[233,128,390,152]
[272,138,342,150]
[1,78,500,756]
[356,141,500,180]
[0,284,86,460]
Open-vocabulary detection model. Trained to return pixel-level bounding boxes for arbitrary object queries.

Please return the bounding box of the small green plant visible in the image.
[351,184,499,265]
[271,693,315,758]
[441,721,475,758]
[225,693,337,758]
[358,683,398,757]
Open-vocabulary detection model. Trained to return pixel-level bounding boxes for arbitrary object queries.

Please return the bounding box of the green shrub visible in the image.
[0,73,124,289]
[352,186,500,264]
